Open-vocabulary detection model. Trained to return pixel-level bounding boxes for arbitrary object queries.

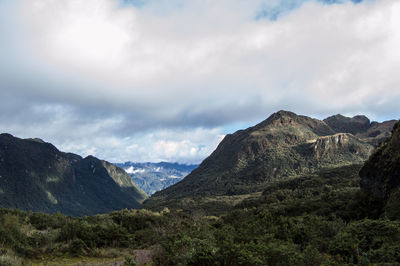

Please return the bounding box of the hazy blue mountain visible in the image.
[115,162,198,195]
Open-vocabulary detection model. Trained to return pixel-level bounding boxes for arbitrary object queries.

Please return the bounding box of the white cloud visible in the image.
[0,0,399,163]
[14,0,399,115]
[124,166,146,174]
[57,127,225,164]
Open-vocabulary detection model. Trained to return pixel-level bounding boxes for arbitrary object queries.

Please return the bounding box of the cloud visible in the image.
[56,127,225,164]
[0,0,399,162]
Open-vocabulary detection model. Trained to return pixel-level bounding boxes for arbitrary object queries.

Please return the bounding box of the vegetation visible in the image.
[360,121,400,219]
[1,164,400,265]
[1,116,399,264]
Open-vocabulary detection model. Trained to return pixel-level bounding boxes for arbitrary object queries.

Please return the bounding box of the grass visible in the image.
[0,249,23,266]
[25,255,127,265]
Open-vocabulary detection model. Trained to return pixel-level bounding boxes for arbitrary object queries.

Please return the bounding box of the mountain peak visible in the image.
[25,138,46,144]
[145,111,381,207]
[275,110,297,117]
[0,133,14,138]
[324,114,371,135]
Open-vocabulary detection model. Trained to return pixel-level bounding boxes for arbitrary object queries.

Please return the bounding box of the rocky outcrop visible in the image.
[312,133,373,160]
[313,133,350,156]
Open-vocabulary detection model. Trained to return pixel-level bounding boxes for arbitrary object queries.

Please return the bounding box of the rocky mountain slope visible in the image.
[360,121,400,219]
[115,162,198,195]
[0,133,148,216]
[145,111,396,208]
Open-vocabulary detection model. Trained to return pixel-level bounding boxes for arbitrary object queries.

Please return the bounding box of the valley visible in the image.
[0,111,399,265]
[2,0,399,264]
[115,162,198,195]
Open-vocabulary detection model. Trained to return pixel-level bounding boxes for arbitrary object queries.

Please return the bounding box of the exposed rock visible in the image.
[313,133,350,154]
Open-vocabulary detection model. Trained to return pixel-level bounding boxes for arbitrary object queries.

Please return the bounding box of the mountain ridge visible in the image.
[145,110,397,209]
[0,133,148,216]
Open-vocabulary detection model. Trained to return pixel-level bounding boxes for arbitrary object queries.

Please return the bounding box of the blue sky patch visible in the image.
[256,0,365,21]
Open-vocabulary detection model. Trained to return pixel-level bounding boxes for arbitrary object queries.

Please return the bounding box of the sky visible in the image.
[0,0,399,164]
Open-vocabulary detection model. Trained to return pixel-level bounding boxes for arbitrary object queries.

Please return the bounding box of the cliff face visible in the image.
[313,133,350,157]
[312,133,372,159]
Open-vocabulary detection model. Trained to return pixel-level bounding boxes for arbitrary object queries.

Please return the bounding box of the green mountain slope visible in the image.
[145,111,395,209]
[0,133,147,216]
[360,122,400,219]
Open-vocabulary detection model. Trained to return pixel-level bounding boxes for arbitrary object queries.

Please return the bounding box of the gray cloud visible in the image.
[0,0,399,163]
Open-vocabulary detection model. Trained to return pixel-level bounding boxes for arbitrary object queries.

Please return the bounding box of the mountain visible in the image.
[0,133,148,216]
[323,114,371,135]
[114,162,198,195]
[145,111,396,209]
[360,121,400,219]
[324,114,397,145]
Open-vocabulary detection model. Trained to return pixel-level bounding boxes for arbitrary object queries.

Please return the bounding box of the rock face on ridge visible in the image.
[313,133,351,157]
[0,133,148,216]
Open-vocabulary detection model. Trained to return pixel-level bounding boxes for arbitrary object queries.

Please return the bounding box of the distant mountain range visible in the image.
[0,133,147,216]
[115,162,198,195]
[145,111,398,209]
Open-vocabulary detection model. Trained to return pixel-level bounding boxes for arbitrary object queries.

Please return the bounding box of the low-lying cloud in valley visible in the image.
[0,0,399,163]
